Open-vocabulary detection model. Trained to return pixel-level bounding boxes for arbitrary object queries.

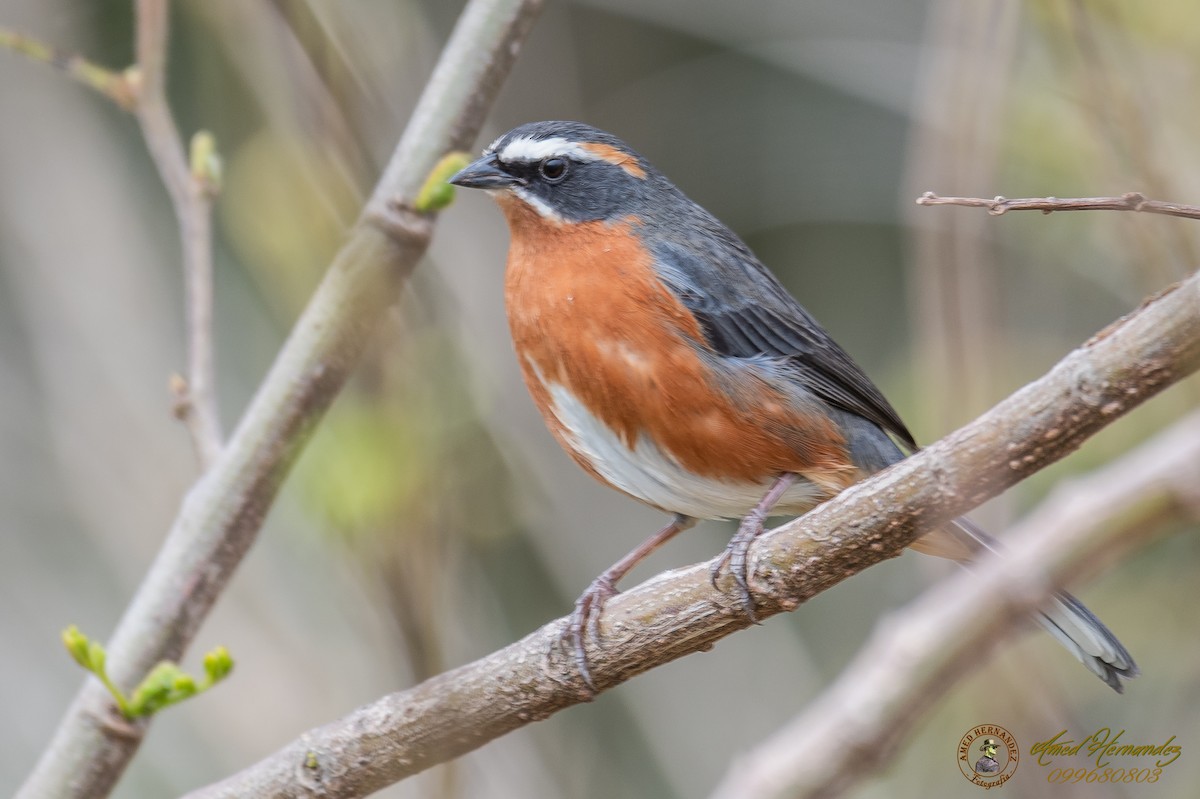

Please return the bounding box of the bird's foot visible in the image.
[567,575,619,693]
[709,515,766,623]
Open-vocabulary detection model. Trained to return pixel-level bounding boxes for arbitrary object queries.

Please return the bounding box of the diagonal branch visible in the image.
[181,270,1200,799]
[710,409,1200,799]
[15,1,545,798]
[917,190,1200,220]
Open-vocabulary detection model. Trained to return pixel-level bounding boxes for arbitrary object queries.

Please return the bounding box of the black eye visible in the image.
[539,157,568,182]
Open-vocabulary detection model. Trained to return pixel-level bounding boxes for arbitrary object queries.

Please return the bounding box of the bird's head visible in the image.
[450,121,656,224]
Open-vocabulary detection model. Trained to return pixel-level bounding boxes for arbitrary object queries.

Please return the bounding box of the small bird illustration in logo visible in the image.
[451,121,1139,693]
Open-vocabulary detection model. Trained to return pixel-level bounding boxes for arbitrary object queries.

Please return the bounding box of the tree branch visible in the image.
[917,190,1200,220]
[0,26,137,108]
[710,409,1200,799]
[1,4,225,464]
[180,270,1200,799]
[130,0,223,467]
[15,1,545,798]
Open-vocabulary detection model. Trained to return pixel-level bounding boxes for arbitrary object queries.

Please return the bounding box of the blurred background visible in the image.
[2,1,1198,797]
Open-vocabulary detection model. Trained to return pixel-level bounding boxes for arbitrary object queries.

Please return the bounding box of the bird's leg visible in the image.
[709,472,799,623]
[569,513,695,692]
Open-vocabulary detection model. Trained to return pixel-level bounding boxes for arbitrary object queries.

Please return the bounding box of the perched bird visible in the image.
[450,121,1137,692]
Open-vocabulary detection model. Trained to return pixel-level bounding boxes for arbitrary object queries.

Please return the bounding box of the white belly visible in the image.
[545,382,824,520]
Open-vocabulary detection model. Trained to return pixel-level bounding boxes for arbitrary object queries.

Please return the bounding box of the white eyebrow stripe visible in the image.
[497,136,602,164]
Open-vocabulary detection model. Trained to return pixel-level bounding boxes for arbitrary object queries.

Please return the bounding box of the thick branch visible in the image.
[131,0,223,466]
[15,1,545,798]
[711,410,1200,799]
[917,190,1200,220]
[182,271,1200,799]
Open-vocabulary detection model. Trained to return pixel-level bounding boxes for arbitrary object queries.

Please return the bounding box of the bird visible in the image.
[449,120,1138,693]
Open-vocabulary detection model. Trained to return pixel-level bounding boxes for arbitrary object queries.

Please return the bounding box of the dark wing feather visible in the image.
[650,229,917,450]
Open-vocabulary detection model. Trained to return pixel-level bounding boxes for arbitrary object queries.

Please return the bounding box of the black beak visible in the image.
[449,154,522,189]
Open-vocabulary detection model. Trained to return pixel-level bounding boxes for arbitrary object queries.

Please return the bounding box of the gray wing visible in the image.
[650,228,917,450]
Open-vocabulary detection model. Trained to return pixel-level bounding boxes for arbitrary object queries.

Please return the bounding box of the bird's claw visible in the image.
[567,575,618,693]
[712,518,764,623]
[708,550,730,590]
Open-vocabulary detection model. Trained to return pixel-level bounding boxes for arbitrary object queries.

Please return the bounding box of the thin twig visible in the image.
[181,271,1200,799]
[710,410,1200,799]
[0,10,224,465]
[131,0,223,468]
[0,27,137,109]
[15,1,546,798]
[917,190,1200,220]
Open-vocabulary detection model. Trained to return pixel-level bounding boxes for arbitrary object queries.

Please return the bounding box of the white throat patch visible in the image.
[509,186,564,222]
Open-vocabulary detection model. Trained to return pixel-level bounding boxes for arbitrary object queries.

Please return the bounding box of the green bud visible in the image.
[153,662,183,690]
[190,131,222,197]
[129,662,178,715]
[62,625,91,668]
[414,151,471,212]
[122,66,142,97]
[87,641,106,674]
[172,673,197,698]
[204,645,234,683]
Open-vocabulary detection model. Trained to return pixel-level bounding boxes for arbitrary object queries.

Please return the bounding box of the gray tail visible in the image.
[1034,590,1139,693]
[848,426,1138,692]
[952,519,1138,693]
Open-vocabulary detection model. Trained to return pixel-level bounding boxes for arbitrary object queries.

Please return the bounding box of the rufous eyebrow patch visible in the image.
[580,142,647,179]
